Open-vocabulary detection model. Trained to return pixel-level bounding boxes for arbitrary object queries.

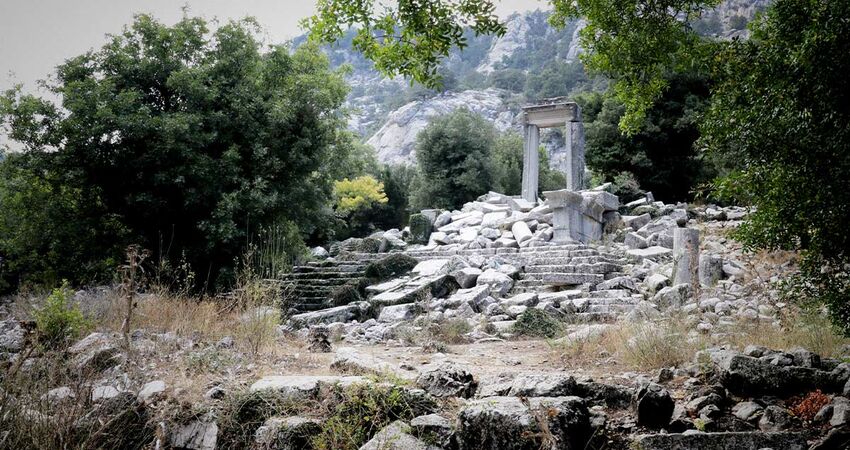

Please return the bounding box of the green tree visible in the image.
[492,132,566,196]
[582,73,713,201]
[0,15,353,290]
[702,0,850,332]
[410,108,497,210]
[305,0,505,88]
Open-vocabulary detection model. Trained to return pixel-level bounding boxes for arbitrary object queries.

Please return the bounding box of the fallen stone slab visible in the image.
[170,420,218,450]
[289,302,370,328]
[627,246,672,260]
[331,347,407,378]
[702,348,845,396]
[632,431,807,450]
[249,375,365,400]
[377,303,419,322]
[456,396,589,450]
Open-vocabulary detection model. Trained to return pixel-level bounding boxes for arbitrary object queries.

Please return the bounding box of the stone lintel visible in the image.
[522,101,581,128]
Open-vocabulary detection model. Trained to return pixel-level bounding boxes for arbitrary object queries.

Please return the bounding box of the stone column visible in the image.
[544,189,583,243]
[673,228,700,290]
[521,123,540,203]
[565,117,585,190]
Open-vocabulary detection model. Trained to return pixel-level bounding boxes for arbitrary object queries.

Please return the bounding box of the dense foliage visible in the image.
[703,0,850,332]
[0,15,356,291]
[491,132,566,196]
[410,108,498,210]
[581,73,714,201]
[305,0,505,88]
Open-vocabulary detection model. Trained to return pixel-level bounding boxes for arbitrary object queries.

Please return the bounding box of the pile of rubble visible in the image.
[288,187,783,348]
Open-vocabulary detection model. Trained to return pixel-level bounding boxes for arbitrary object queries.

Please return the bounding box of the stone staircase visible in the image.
[280,259,372,312]
[284,243,633,314]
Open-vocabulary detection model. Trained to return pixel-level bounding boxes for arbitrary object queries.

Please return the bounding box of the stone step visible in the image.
[521,272,604,285]
[281,272,364,280]
[523,263,621,274]
[292,264,365,274]
[522,255,625,265]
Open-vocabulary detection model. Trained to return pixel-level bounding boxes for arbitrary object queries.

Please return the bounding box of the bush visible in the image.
[311,382,437,450]
[363,254,418,281]
[330,281,365,307]
[512,309,563,338]
[33,282,89,349]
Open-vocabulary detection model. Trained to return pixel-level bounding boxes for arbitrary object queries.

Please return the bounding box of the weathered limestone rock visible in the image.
[416,363,478,398]
[307,326,332,352]
[410,414,455,449]
[378,303,418,322]
[412,259,450,277]
[699,254,724,288]
[408,213,433,244]
[652,284,691,308]
[0,319,26,352]
[289,302,370,328]
[171,420,218,450]
[452,267,482,288]
[507,373,576,397]
[360,420,439,450]
[138,380,166,403]
[633,383,674,428]
[250,375,364,400]
[632,432,807,450]
[672,228,700,289]
[456,396,589,450]
[331,347,401,377]
[511,221,533,243]
[701,348,845,396]
[254,416,322,450]
[477,269,514,297]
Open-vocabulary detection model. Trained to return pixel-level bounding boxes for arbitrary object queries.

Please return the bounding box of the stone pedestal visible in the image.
[521,124,540,202]
[673,228,700,289]
[544,189,583,243]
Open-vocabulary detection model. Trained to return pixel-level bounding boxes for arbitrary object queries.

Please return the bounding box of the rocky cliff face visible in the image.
[366,89,516,166]
[320,2,769,167]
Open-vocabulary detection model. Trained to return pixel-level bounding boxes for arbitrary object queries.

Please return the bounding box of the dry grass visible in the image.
[555,309,850,372]
[724,309,850,358]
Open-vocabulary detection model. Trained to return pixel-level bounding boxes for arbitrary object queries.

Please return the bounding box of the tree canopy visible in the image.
[410,108,497,210]
[0,15,355,290]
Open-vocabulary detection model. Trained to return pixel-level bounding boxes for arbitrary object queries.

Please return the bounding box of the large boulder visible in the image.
[250,375,364,400]
[416,363,478,398]
[701,348,844,396]
[254,416,322,450]
[477,269,514,297]
[633,383,674,428]
[409,213,433,244]
[456,396,590,450]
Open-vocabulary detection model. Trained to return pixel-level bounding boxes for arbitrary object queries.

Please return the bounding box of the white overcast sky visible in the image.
[0,0,545,96]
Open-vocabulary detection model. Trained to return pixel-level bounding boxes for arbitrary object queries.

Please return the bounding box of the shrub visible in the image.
[512,309,564,338]
[311,382,436,450]
[33,282,89,349]
[330,281,365,307]
[363,254,418,281]
[790,390,830,423]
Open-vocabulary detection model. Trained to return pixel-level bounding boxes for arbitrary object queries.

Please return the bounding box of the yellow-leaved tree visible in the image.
[333,176,388,216]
